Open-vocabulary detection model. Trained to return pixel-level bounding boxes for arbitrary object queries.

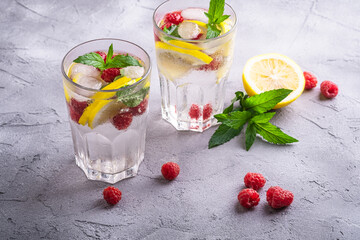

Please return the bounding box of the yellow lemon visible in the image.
[242,54,305,109]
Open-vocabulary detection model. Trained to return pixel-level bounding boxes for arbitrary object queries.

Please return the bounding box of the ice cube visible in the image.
[70,63,100,79]
[76,75,103,90]
[120,66,145,79]
[178,21,201,40]
[181,8,208,23]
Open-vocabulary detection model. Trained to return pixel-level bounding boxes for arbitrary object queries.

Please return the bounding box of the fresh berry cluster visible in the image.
[188,103,213,120]
[303,71,338,98]
[237,172,293,209]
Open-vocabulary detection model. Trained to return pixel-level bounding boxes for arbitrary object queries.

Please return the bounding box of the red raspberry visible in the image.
[244,172,266,191]
[131,98,148,116]
[112,112,133,130]
[303,71,318,90]
[68,98,88,123]
[70,98,88,114]
[320,81,338,99]
[266,186,294,209]
[95,51,107,63]
[202,103,213,120]
[161,162,180,180]
[237,188,260,209]
[161,22,173,30]
[192,33,203,40]
[101,68,121,83]
[189,104,201,120]
[199,54,223,71]
[164,11,184,25]
[68,104,81,123]
[103,186,122,205]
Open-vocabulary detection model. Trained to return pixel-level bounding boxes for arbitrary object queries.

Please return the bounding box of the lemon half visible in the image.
[242,54,305,109]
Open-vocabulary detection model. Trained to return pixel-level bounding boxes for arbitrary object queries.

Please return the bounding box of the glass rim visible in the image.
[152,0,237,43]
[61,38,152,93]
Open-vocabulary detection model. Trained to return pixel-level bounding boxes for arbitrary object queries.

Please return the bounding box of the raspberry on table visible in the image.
[189,104,201,120]
[95,51,107,63]
[101,68,121,83]
[237,188,260,209]
[244,172,266,191]
[131,98,148,116]
[266,186,294,209]
[103,186,122,205]
[320,81,338,99]
[303,71,318,90]
[112,112,133,130]
[164,11,184,25]
[202,103,213,120]
[161,162,180,180]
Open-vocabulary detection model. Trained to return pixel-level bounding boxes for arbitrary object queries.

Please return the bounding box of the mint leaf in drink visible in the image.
[116,87,149,107]
[254,122,298,144]
[163,25,181,38]
[106,54,142,69]
[243,89,292,113]
[107,43,114,63]
[245,123,256,151]
[205,0,230,39]
[74,44,141,71]
[206,23,221,39]
[73,52,106,70]
[208,124,243,148]
[222,111,252,129]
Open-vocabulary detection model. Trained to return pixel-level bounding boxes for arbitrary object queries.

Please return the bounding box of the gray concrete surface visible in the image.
[1,0,360,239]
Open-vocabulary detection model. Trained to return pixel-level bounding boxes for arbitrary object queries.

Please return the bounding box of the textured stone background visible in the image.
[1,0,360,239]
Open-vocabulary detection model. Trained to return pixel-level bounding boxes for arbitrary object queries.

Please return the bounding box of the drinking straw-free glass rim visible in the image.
[152,0,237,43]
[61,38,151,93]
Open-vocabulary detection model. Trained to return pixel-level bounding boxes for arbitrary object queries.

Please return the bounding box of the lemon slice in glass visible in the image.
[242,54,305,109]
[155,41,213,65]
[78,76,132,128]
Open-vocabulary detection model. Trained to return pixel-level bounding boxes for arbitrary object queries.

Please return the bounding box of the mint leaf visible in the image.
[222,111,251,129]
[243,89,292,113]
[223,91,245,114]
[214,113,229,122]
[107,43,114,63]
[206,24,221,39]
[216,15,230,24]
[73,52,105,70]
[106,54,141,69]
[208,124,243,149]
[254,122,298,144]
[245,123,256,151]
[116,87,149,107]
[205,0,230,39]
[250,112,276,123]
[163,25,181,38]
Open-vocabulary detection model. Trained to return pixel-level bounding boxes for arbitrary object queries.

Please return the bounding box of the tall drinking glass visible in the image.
[153,0,237,132]
[61,39,151,183]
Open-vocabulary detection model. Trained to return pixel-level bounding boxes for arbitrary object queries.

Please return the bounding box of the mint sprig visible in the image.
[73,44,141,71]
[204,0,230,39]
[116,86,149,108]
[208,89,298,150]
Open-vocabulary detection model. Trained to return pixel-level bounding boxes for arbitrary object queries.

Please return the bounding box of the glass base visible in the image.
[75,154,143,184]
[161,106,218,132]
